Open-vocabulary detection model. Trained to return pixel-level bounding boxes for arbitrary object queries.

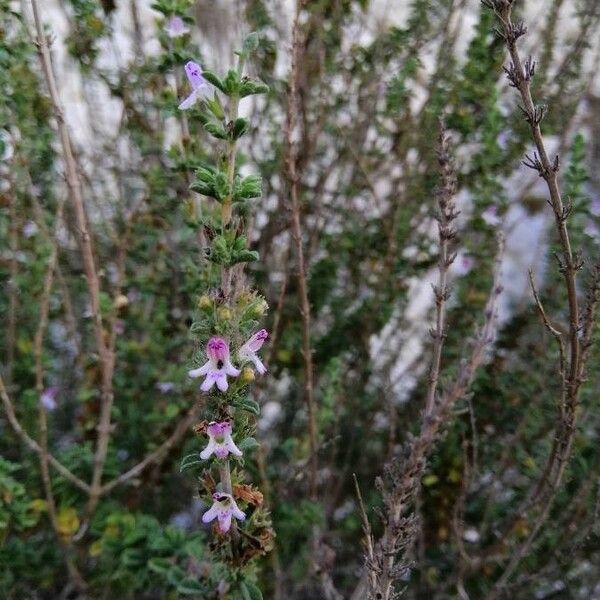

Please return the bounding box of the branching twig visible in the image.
[367,127,505,598]
[425,124,459,416]
[29,0,115,517]
[100,401,203,494]
[0,375,90,493]
[482,1,591,594]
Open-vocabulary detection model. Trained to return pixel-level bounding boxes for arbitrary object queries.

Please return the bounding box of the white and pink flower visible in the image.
[189,337,240,392]
[238,329,268,375]
[481,205,501,227]
[202,492,245,533]
[200,421,242,460]
[164,15,190,38]
[178,61,210,110]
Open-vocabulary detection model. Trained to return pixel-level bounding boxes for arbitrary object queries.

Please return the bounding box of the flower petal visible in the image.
[202,505,218,523]
[218,512,232,533]
[178,91,198,110]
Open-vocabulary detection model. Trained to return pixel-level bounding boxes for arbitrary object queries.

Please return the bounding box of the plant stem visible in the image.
[30,0,115,518]
[286,0,318,501]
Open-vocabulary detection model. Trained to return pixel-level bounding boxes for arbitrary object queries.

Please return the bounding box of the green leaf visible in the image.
[177,578,206,595]
[234,175,262,201]
[238,399,260,416]
[180,453,202,472]
[231,117,249,140]
[242,32,260,55]
[240,581,263,600]
[167,565,186,585]
[231,250,259,265]
[239,79,269,98]
[239,437,259,451]
[202,70,226,93]
[203,121,227,140]
[223,69,241,95]
[206,95,225,120]
[147,557,172,575]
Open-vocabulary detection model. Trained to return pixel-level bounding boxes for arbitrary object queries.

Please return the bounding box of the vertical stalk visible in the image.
[285,0,318,501]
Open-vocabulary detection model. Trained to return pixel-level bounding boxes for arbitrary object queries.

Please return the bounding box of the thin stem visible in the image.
[29,0,115,517]
[285,0,318,501]
[6,170,18,384]
[101,401,202,494]
[0,375,90,493]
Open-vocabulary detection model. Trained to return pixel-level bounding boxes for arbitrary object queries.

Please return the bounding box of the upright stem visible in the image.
[218,60,241,507]
[6,171,18,384]
[425,127,458,416]
[286,0,318,500]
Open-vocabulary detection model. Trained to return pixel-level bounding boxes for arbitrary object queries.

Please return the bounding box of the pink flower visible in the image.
[164,15,189,38]
[481,205,501,227]
[178,61,209,110]
[189,337,240,392]
[202,492,245,533]
[40,386,58,411]
[200,421,242,460]
[584,221,600,241]
[238,329,268,375]
[453,250,475,276]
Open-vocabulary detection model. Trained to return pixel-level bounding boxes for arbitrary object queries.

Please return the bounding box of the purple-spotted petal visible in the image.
[184,61,205,89]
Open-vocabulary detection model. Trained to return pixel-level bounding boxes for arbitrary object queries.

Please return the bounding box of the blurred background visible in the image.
[1,0,599,598]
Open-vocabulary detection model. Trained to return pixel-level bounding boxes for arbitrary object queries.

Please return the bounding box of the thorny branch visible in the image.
[365,127,505,599]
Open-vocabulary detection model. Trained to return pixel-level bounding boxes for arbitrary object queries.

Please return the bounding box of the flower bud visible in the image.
[251,299,268,318]
[241,367,255,383]
[197,295,212,311]
[217,307,232,321]
[113,294,129,310]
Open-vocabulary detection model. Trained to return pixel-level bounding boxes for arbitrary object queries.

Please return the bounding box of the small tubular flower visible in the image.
[189,337,240,392]
[164,15,189,38]
[202,492,245,533]
[238,329,268,375]
[482,205,501,226]
[178,61,209,110]
[200,421,242,460]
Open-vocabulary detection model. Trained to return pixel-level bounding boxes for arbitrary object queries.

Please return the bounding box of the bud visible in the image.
[113,294,129,309]
[251,299,268,318]
[241,367,255,383]
[217,307,232,321]
[197,295,212,311]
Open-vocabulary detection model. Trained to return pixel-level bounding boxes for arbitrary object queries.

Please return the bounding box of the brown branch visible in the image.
[371,232,505,599]
[6,170,18,384]
[33,194,66,535]
[482,1,590,594]
[425,124,459,416]
[285,0,318,501]
[353,474,377,593]
[100,400,202,494]
[0,375,90,493]
[29,0,115,517]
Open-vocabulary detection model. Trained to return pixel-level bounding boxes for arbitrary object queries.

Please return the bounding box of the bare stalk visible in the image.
[425,126,460,416]
[6,171,18,383]
[285,0,318,500]
[29,0,116,517]
[33,195,65,536]
[367,128,504,598]
[481,1,590,593]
